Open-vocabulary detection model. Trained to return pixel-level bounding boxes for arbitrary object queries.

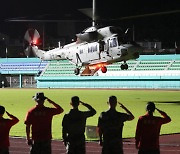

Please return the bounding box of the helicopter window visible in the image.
[88,45,97,53]
[88,47,92,53]
[93,45,97,51]
[110,38,118,48]
[80,49,83,54]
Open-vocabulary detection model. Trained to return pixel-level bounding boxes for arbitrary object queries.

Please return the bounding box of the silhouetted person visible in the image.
[0,106,19,154]
[135,102,171,154]
[24,92,64,154]
[62,96,96,154]
[98,96,134,154]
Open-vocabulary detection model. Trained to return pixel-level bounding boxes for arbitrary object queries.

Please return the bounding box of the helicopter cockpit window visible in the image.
[110,38,118,48]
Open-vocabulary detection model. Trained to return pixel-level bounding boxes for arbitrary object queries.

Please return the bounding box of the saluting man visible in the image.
[24,92,64,154]
[0,106,19,154]
[62,96,96,154]
[135,102,171,154]
[98,96,134,154]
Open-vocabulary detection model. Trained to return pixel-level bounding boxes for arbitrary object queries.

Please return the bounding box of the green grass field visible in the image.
[0,89,180,140]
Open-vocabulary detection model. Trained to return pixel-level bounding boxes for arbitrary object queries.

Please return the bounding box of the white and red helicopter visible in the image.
[24,0,143,76]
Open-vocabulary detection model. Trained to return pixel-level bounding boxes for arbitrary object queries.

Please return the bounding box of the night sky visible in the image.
[1,0,180,19]
[0,0,180,45]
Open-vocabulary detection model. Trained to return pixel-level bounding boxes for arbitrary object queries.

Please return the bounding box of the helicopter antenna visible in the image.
[92,0,96,26]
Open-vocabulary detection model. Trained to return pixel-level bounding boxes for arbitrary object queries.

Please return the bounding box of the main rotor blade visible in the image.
[110,9,180,21]
[6,19,91,23]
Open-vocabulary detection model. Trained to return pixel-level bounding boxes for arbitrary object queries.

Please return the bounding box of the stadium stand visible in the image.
[0,58,47,73]
[168,61,180,70]
[0,58,48,88]
[42,60,76,77]
[35,54,180,89]
[1,54,180,89]
[99,54,180,76]
[40,54,180,77]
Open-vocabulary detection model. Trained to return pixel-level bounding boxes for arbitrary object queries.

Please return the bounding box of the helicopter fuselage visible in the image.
[36,34,140,66]
[29,26,142,75]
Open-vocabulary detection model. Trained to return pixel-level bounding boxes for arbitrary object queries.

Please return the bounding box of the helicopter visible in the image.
[24,0,143,76]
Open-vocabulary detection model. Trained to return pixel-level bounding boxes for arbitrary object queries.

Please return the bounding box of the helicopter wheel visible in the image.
[74,68,80,75]
[120,64,128,70]
[101,66,107,73]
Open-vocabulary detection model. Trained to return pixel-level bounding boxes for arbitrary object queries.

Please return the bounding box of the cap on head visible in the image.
[33,92,46,101]
[146,102,155,113]
[71,96,79,107]
[0,106,5,114]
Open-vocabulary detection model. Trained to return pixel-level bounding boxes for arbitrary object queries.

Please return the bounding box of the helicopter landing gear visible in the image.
[120,63,128,70]
[74,68,80,75]
[101,66,107,73]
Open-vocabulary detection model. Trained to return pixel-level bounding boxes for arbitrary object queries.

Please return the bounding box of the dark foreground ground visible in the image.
[10,134,180,154]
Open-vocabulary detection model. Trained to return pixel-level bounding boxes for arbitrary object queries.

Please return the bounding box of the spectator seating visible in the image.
[0,58,48,75]
[40,54,180,77]
[41,60,76,76]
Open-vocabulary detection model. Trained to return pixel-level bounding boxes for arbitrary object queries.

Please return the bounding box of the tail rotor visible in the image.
[24,29,41,57]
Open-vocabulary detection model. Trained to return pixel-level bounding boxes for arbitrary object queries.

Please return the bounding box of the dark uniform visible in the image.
[98,108,131,154]
[62,105,96,154]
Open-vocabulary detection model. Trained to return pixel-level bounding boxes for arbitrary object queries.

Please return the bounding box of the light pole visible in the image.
[2,37,7,58]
